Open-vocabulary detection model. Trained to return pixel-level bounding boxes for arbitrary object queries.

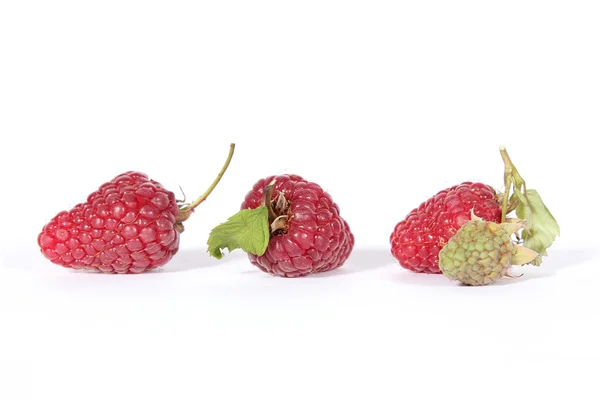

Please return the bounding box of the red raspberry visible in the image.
[38,144,235,273]
[38,172,181,273]
[241,174,354,278]
[390,182,502,274]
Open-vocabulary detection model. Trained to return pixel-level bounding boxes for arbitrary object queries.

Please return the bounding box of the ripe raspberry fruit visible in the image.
[390,182,502,273]
[38,144,235,273]
[208,174,354,277]
[438,218,537,286]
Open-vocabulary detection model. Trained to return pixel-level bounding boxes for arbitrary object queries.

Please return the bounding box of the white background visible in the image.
[1,1,599,399]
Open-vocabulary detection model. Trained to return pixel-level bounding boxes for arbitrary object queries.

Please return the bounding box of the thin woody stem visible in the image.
[501,175,511,224]
[176,143,235,223]
[500,146,514,223]
[499,146,525,187]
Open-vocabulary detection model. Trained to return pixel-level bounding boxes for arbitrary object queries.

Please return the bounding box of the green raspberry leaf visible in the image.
[207,206,270,259]
[515,189,560,266]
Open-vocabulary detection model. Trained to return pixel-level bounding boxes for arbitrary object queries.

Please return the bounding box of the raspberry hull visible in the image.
[241,175,354,277]
[390,182,501,273]
[38,172,180,273]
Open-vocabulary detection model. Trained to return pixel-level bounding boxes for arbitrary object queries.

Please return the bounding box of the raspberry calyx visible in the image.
[264,180,291,234]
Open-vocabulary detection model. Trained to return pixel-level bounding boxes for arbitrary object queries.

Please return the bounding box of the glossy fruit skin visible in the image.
[438,219,513,286]
[390,182,502,273]
[38,172,180,273]
[241,174,354,277]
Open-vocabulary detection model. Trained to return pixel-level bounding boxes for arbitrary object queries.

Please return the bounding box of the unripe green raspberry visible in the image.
[439,219,537,286]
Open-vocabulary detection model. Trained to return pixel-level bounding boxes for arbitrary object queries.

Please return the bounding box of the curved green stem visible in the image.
[177,143,236,223]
